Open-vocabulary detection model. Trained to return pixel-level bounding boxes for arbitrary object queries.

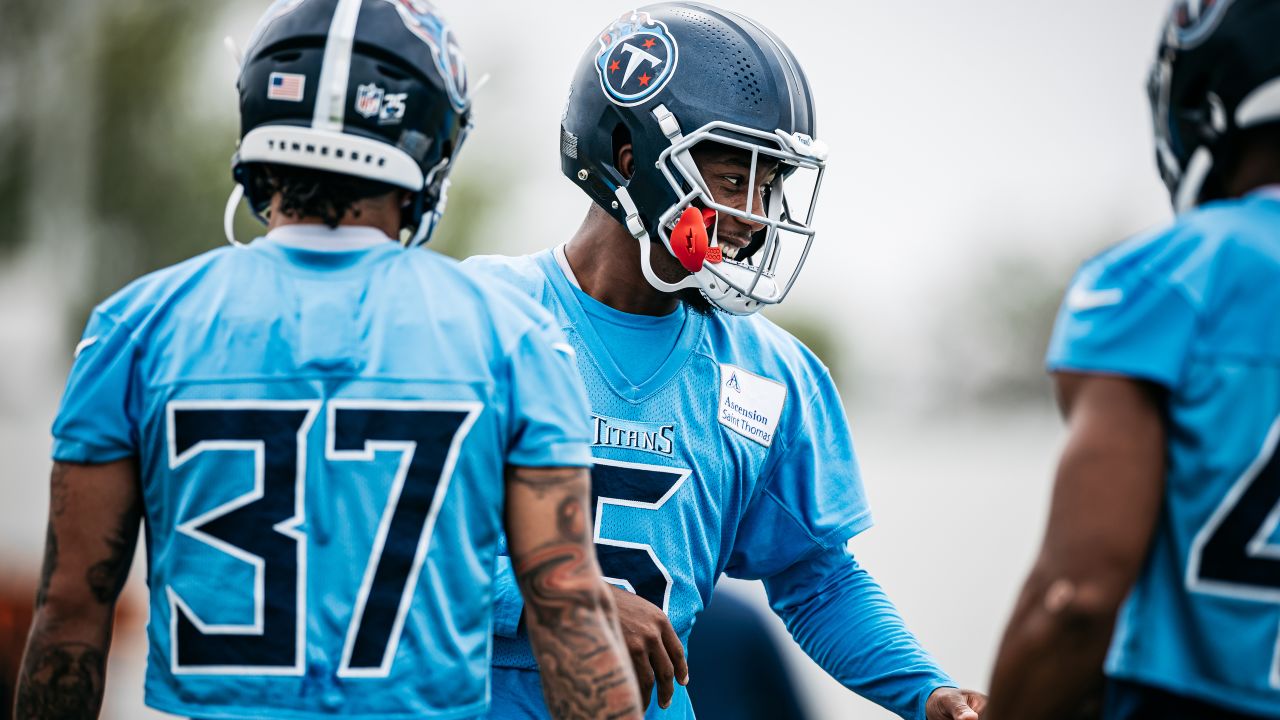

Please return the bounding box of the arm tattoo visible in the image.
[513,486,640,720]
[87,520,135,603]
[14,640,106,720]
[35,465,71,607]
[19,461,138,719]
[35,522,57,608]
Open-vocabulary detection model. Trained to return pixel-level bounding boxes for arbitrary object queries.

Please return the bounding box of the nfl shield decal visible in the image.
[355,83,384,118]
[595,11,679,107]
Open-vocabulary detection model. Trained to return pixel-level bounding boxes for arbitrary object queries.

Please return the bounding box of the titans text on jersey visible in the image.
[462,248,955,719]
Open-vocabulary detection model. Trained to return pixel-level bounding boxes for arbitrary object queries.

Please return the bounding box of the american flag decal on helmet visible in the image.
[268,72,306,102]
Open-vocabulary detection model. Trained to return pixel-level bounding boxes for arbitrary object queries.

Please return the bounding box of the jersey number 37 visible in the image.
[164,399,479,678]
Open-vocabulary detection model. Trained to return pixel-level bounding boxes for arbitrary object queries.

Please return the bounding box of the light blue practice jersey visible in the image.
[462,249,874,719]
[1048,192,1280,719]
[50,231,593,720]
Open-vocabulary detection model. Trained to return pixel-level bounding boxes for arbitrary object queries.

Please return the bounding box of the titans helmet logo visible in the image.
[595,11,679,107]
[384,0,469,112]
[1167,0,1236,48]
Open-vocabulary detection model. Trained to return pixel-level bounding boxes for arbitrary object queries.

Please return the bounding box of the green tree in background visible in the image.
[87,1,239,312]
[0,0,41,258]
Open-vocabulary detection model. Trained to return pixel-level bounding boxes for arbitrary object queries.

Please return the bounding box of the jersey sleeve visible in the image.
[1046,256,1200,388]
[503,319,593,468]
[765,545,955,720]
[51,310,142,463]
[724,370,873,579]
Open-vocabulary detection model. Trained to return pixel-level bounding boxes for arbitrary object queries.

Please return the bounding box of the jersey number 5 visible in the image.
[1187,416,1280,690]
[590,458,690,614]
[164,399,479,677]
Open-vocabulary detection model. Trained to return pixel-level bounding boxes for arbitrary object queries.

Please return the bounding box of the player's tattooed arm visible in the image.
[16,459,142,720]
[504,465,643,720]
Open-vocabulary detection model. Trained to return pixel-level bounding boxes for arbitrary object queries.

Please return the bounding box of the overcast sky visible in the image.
[438,0,1177,390]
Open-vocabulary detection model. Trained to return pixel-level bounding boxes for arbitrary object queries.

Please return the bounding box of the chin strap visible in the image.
[406,153,457,247]
[1175,146,1213,214]
[614,186,699,293]
[619,103,707,295]
[223,185,250,248]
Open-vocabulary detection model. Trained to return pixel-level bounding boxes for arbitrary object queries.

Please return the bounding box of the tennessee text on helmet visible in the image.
[227,0,471,245]
[1149,0,1280,212]
[561,3,828,315]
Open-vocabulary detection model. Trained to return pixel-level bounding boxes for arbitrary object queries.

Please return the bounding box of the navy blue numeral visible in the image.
[1188,419,1280,689]
[170,405,315,672]
[1196,449,1280,592]
[166,400,478,678]
[590,459,688,612]
[331,405,474,674]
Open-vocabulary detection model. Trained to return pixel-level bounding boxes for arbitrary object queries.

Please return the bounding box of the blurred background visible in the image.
[0,0,1175,717]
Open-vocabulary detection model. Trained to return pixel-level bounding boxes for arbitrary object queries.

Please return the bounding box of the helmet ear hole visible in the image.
[612,123,634,179]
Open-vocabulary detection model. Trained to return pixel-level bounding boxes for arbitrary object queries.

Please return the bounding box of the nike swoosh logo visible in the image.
[1066,286,1124,311]
[552,342,576,358]
[74,335,99,359]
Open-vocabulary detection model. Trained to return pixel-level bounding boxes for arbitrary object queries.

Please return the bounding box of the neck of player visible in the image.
[266,193,403,240]
[1220,126,1280,200]
[563,205,683,317]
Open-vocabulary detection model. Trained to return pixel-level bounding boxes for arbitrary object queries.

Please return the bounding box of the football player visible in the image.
[463,4,985,719]
[986,1,1280,718]
[14,1,641,718]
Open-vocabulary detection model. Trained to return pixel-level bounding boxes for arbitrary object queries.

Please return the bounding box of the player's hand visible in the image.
[608,585,689,710]
[926,687,986,720]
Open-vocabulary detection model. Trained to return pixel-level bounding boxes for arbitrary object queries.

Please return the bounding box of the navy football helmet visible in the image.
[562,3,828,315]
[1149,0,1280,211]
[227,0,471,244]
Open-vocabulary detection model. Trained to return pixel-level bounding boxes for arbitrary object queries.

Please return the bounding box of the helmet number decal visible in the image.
[355,84,408,126]
[594,11,679,107]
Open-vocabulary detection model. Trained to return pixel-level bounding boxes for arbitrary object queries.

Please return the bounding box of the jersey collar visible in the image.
[1250,185,1280,202]
[538,247,705,403]
[265,224,393,251]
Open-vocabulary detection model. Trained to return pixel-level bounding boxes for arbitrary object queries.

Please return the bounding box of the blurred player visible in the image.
[986,1,1280,718]
[464,3,985,719]
[14,1,641,718]
[686,589,810,720]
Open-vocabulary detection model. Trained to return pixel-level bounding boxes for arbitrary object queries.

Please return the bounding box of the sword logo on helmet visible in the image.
[594,11,679,107]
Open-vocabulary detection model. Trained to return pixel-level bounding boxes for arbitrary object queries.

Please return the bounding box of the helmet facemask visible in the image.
[625,104,827,316]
